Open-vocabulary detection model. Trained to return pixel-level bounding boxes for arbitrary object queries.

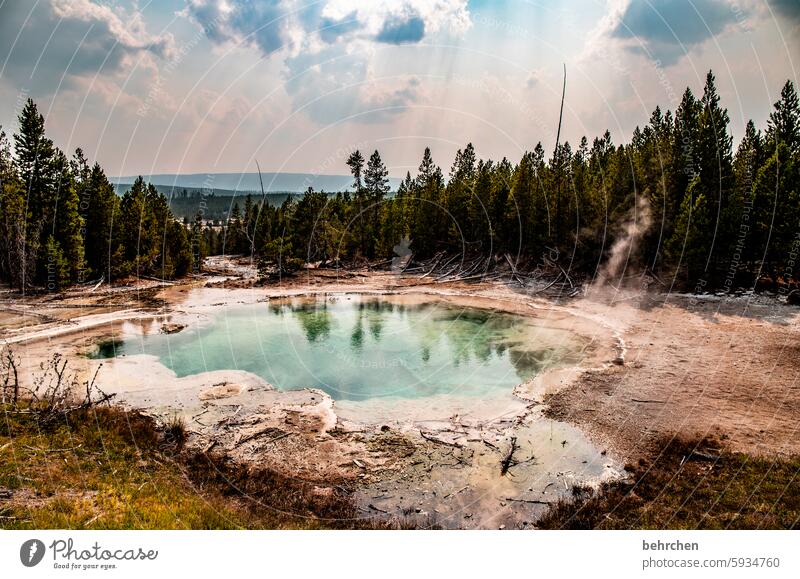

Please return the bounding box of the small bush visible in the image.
[162,414,187,451]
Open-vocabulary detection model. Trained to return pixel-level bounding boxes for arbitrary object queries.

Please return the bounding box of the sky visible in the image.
[0,0,798,179]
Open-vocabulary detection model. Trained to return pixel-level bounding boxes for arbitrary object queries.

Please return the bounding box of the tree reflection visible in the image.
[284,298,581,382]
[293,302,332,342]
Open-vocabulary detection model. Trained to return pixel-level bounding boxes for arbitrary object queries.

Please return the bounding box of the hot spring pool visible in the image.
[93,294,588,401]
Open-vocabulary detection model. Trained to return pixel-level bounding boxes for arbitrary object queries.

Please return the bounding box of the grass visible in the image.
[537,436,800,529]
[0,403,405,529]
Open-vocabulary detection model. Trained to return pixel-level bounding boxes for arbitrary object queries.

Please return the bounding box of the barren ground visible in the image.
[546,291,800,461]
[2,258,798,528]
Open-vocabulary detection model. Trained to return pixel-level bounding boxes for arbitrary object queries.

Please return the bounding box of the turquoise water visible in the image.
[96,295,585,401]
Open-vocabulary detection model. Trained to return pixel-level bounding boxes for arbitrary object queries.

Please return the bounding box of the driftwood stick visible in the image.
[529,273,563,295]
[420,254,442,278]
[420,430,463,448]
[481,438,500,451]
[236,429,290,447]
[500,436,519,475]
[443,486,469,499]
[504,497,552,505]
[504,253,525,285]
[545,256,574,289]
[688,450,720,462]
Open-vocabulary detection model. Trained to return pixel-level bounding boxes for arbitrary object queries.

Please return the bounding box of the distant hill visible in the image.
[112,183,304,221]
[113,171,403,221]
[113,171,402,193]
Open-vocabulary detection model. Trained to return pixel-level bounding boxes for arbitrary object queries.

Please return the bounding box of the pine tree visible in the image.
[14,99,59,287]
[14,99,57,226]
[346,150,365,191]
[468,158,493,246]
[669,88,701,229]
[347,150,369,256]
[731,121,761,268]
[0,127,36,290]
[226,202,244,255]
[363,150,390,256]
[444,143,476,243]
[669,177,712,283]
[83,163,118,280]
[488,158,512,250]
[507,151,536,254]
[43,235,70,292]
[413,147,444,256]
[52,151,85,283]
[695,71,734,275]
[765,80,800,153]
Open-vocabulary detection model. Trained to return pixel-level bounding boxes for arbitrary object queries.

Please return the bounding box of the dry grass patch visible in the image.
[537,437,800,530]
[0,404,410,529]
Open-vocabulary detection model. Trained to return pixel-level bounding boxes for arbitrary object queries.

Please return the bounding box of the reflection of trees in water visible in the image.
[350,315,364,351]
[361,300,391,341]
[413,308,581,378]
[268,303,284,315]
[507,347,550,375]
[351,299,395,348]
[282,298,578,380]
[411,307,525,370]
[292,302,332,342]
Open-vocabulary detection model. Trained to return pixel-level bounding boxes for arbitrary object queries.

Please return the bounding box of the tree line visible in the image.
[1,71,798,292]
[0,100,203,290]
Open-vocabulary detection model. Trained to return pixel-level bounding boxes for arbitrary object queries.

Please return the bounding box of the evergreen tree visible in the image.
[0,127,36,290]
[347,150,369,256]
[51,150,85,283]
[14,99,59,288]
[669,177,712,282]
[695,71,734,275]
[43,235,70,291]
[413,147,444,256]
[444,143,476,243]
[765,80,800,153]
[83,164,118,280]
[363,150,390,256]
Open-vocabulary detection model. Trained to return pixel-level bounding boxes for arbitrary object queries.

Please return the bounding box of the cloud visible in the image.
[376,13,426,44]
[771,0,800,24]
[322,0,469,44]
[184,0,293,56]
[283,47,422,124]
[0,0,174,94]
[185,0,469,124]
[185,0,470,55]
[319,11,361,43]
[608,0,741,65]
